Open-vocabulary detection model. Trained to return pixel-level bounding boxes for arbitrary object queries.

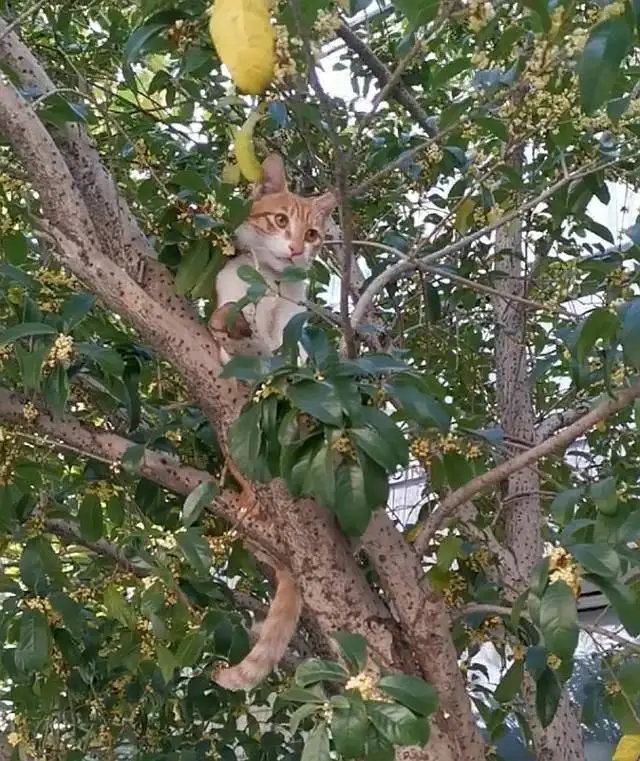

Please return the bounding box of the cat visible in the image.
[211,155,336,691]
[213,565,302,691]
[211,153,337,355]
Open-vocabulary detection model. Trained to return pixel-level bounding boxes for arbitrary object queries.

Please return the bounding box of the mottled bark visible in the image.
[492,203,584,759]
[0,21,484,761]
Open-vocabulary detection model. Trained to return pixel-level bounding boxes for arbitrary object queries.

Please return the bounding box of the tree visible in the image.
[0,0,639,760]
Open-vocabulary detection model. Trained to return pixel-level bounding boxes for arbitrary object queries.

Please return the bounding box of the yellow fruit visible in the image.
[209,0,275,95]
[234,107,264,183]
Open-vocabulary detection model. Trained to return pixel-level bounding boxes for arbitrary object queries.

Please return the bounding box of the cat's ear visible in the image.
[252,154,287,199]
[313,189,338,219]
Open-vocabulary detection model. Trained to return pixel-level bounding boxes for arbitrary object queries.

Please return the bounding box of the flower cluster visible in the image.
[45,334,74,369]
[547,546,580,597]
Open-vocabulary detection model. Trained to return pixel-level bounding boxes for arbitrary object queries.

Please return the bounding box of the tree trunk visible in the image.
[492,212,585,761]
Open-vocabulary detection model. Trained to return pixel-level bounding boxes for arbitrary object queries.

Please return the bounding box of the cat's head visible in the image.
[234,154,337,274]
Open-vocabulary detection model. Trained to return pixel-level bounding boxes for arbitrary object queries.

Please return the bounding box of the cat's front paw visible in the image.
[209,303,252,340]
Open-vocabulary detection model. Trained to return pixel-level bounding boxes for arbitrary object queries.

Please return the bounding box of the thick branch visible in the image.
[414,379,640,553]
[363,512,485,761]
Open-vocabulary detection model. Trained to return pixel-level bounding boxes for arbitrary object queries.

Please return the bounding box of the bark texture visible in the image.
[0,20,483,761]
[492,210,585,761]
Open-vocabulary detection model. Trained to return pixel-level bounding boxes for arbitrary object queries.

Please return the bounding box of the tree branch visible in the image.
[351,159,614,327]
[414,379,640,553]
[336,23,435,137]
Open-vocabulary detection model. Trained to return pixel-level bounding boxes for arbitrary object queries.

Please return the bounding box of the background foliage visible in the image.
[0,0,640,758]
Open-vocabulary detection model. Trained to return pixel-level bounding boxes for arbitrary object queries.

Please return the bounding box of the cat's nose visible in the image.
[288,245,303,258]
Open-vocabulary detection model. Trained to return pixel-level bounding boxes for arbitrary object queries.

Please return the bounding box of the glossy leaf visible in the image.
[539,581,579,662]
[377,675,438,716]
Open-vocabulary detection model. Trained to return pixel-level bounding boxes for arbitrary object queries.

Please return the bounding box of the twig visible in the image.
[336,22,435,137]
[0,0,48,44]
[352,158,617,327]
[330,239,575,319]
[414,378,640,554]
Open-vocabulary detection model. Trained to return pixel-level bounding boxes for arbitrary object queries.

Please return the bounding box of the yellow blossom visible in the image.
[45,334,74,368]
[22,402,38,423]
[345,672,377,700]
[547,653,562,670]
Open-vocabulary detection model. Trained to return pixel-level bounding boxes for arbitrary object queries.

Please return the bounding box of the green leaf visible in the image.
[176,530,212,576]
[176,630,205,666]
[334,462,373,536]
[331,695,368,758]
[575,308,619,365]
[571,543,621,580]
[351,426,399,472]
[331,631,367,674]
[364,728,395,761]
[0,322,57,345]
[182,481,218,528]
[367,701,430,746]
[436,535,462,571]
[307,441,337,511]
[48,592,84,639]
[170,169,210,195]
[387,376,450,430]
[586,576,640,635]
[377,675,438,716]
[124,9,183,62]
[103,583,135,628]
[351,407,409,467]
[237,264,267,285]
[15,610,50,672]
[290,703,320,733]
[579,18,632,114]
[1,230,29,264]
[220,355,269,381]
[60,293,96,330]
[78,494,104,542]
[550,488,583,520]
[20,539,49,594]
[287,380,343,426]
[536,668,562,727]
[229,406,272,482]
[392,0,440,26]
[278,266,308,282]
[156,644,178,683]
[42,364,69,419]
[301,724,331,761]
[494,660,524,703]
[279,686,328,704]
[121,443,145,474]
[77,343,125,376]
[359,451,390,510]
[295,659,349,687]
[621,299,640,370]
[590,476,618,516]
[539,581,579,662]
[175,240,211,296]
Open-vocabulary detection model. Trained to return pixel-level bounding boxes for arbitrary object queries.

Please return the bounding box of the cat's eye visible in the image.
[305,228,319,243]
[274,213,289,228]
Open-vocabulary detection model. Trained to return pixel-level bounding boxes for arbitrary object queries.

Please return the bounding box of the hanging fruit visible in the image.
[209,0,275,95]
[233,105,265,183]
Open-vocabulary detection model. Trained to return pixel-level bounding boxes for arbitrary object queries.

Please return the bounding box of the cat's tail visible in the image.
[213,566,302,691]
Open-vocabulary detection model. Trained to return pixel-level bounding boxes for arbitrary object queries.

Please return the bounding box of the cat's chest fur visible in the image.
[215,252,307,353]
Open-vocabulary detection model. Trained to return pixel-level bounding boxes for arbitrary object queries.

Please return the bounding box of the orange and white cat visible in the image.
[211,155,336,691]
[212,153,337,354]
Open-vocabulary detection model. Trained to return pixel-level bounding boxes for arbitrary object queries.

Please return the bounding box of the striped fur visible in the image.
[213,567,302,691]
